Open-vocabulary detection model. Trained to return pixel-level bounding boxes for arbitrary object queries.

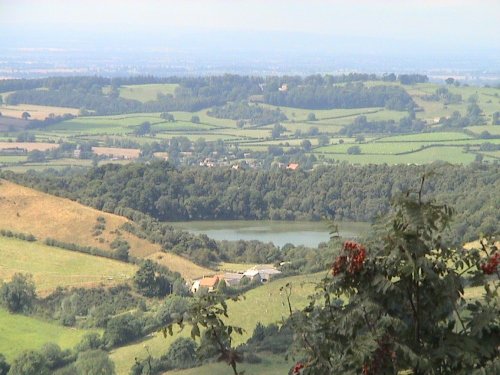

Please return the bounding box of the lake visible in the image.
[170,220,370,248]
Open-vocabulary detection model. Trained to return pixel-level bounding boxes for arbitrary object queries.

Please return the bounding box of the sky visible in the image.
[1,0,499,75]
[2,0,499,43]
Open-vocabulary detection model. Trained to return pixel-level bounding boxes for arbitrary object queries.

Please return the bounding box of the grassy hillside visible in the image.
[0,308,96,361]
[165,354,292,375]
[0,179,212,280]
[0,236,137,295]
[110,273,323,374]
[118,84,179,102]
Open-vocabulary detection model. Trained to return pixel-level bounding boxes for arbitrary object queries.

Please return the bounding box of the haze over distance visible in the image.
[1,0,500,81]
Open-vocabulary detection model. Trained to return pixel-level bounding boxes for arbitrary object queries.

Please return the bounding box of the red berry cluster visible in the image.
[332,241,367,276]
[481,252,499,275]
[362,337,395,375]
[292,362,304,374]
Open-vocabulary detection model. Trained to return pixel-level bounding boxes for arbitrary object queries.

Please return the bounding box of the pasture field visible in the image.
[0,81,498,167]
[46,113,164,134]
[376,132,473,142]
[465,125,500,136]
[0,308,95,361]
[0,236,137,295]
[118,83,179,102]
[0,180,212,279]
[110,273,322,373]
[321,146,477,164]
[0,104,79,120]
[0,155,28,164]
[167,354,292,375]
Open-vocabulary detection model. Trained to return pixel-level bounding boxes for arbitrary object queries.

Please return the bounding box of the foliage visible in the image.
[207,102,287,126]
[134,260,173,298]
[103,313,143,348]
[164,338,198,369]
[285,187,499,374]
[0,273,36,313]
[5,161,499,247]
[75,333,104,353]
[346,145,361,155]
[340,114,425,135]
[7,350,49,375]
[39,284,142,328]
[264,82,414,110]
[74,350,115,375]
[156,295,192,325]
[39,343,72,370]
[0,354,9,375]
[163,293,245,375]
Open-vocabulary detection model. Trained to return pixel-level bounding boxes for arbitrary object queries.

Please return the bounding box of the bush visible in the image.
[156,295,191,326]
[0,273,36,313]
[0,354,10,375]
[134,260,171,298]
[103,314,143,347]
[75,333,104,352]
[287,194,500,374]
[346,145,361,154]
[162,338,198,369]
[74,350,115,375]
[8,350,49,375]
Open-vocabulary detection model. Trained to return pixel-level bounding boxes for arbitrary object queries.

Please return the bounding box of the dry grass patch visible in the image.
[0,104,79,120]
[0,180,208,280]
[0,142,59,152]
[92,146,141,159]
[146,252,212,280]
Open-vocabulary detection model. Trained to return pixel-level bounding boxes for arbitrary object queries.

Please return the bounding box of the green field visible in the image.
[0,236,137,294]
[321,146,477,164]
[118,84,179,102]
[2,81,498,167]
[167,354,292,375]
[0,155,28,164]
[0,308,95,361]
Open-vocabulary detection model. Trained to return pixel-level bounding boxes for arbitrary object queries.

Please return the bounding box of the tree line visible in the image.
[3,161,498,244]
[4,74,422,116]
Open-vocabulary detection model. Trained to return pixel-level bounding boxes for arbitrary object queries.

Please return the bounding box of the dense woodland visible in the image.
[207,101,287,126]
[3,161,498,245]
[3,74,424,115]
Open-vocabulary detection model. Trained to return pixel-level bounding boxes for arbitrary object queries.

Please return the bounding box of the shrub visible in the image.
[74,350,115,375]
[8,350,49,375]
[0,273,36,313]
[103,314,143,347]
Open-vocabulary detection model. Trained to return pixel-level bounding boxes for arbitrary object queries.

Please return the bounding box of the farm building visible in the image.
[243,267,281,283]
[191,275,221,293]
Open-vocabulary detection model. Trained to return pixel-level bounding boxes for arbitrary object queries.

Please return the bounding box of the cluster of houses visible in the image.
[191,266,282,293]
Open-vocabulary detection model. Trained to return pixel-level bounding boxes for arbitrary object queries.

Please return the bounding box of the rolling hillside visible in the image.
[110,273,323,374]
[0,308,96,361]
[0,179,212,280]
[0,236,137,295]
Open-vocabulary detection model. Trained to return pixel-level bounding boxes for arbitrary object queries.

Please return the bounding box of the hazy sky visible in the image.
[1,0,499,56]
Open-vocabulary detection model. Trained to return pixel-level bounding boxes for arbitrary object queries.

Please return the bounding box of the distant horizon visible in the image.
[1,1,499,80]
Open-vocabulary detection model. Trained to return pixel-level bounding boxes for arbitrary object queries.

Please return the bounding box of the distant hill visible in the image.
[0,179,212,280]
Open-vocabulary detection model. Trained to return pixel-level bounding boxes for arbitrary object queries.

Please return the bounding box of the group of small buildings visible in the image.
[191,266,282,293]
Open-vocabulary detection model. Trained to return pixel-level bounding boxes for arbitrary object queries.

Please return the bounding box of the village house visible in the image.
[286,163,299,170]
[191,275,221,293]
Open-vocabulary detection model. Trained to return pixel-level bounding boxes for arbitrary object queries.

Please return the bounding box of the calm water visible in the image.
[170,220,370,248]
